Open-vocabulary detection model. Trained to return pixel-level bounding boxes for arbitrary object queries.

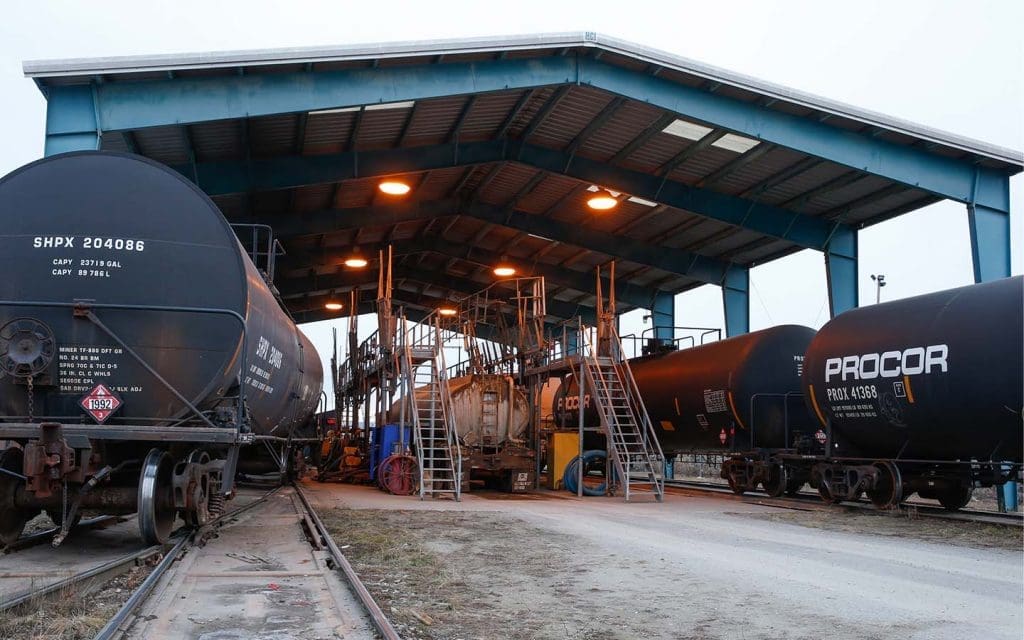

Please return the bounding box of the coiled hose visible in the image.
[563,450,616,496]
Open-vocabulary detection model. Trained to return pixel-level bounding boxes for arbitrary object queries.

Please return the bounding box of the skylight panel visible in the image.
[309,106,361,115]
[364,100,415,111]
[712,133,760,153]
[662,118,712,141]
[627,196,658,207]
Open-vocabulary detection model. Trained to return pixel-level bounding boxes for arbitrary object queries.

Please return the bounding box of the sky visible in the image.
[0,0,1021,390]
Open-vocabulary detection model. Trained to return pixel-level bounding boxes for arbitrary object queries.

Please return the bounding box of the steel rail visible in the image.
[292,483,402,640]
[0,542,165,613]
[92,487,283,640]
[91,535,189,640]
[2,489,281,619]
[663,478,1024,527]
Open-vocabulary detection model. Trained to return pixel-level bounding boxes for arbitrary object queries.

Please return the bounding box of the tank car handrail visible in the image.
[0,299,248,432]
[230,222,279,282]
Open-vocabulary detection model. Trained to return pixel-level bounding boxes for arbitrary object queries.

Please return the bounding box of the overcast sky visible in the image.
[1,1,1021,388]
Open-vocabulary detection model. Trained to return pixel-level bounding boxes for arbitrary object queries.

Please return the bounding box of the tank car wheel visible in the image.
[138,449,177,545]
[725,474,746,495]
[867,461,903,509]
[0,447,30,546]
[817,482,842,504]
[180,450,212,528]
[762,464,788,498]
[937,484,973,511]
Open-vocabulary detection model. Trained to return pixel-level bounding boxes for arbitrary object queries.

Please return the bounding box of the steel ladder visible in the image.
[402,317,462,501]
[581,331,665,502]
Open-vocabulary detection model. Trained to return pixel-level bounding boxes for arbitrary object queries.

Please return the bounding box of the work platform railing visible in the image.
[528,316,665,502]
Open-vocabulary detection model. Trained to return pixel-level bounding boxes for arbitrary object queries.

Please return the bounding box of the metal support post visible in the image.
[651,291,674,347]
[577,321,585,498]
[565,327,579,356]
[663,455,675,481]
[997,463,1019,513]
[825,225,858,317]
[45,85,101,156]
[721,266,750,337]
[967,203,1011,283]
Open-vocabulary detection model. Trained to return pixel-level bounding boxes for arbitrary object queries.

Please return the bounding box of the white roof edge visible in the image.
[22,31,1023,168]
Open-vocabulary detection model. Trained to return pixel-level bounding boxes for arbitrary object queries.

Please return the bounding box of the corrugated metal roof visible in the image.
[26,32,1023,164]
[26,32,1022,323]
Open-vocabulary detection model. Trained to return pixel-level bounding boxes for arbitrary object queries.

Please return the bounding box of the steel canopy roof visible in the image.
[25,32,1024,326]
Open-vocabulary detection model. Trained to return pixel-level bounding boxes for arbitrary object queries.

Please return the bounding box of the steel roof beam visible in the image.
[462,200,731,285]
[737,156,821,198]
[576,59,1012,212]
[280,266,597,324]
[245,198,459,238]
[515,142,839,250]
[50,54,1013,210]
[563,96,627,156]
[187,139,843,251]
[176,140,507,196]
[609,112,676,164]
[696,143,774,189]
[292,297,509,343]
[277,235,657,309]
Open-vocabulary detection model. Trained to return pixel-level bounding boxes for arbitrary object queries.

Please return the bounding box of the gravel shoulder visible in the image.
[314,483,1024,640]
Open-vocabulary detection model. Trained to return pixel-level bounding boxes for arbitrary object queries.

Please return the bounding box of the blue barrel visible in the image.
[370,424,411,480]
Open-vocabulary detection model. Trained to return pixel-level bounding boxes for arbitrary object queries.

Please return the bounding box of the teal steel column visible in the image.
[565,326,579,356]
[44,85,101,156]
[968,166,1012,283]
[967,203,1011,282]
[825,225,858,317]
[722,266,749,337]
[651,291,675,346]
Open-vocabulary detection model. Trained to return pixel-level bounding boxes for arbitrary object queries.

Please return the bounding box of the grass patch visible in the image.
[0,565,150,640]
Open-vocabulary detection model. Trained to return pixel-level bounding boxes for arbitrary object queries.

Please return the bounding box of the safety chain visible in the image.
[26,374,34,423]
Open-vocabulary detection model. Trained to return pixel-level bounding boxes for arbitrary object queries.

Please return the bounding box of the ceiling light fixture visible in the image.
[493,259,516,277]
[587,190,618,211]
[438,307,458,317]
[378,180,411,196]
[324,301,343,311]
[344,247,369,268]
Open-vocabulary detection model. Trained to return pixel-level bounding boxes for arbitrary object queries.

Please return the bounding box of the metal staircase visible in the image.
[401,314,462,500]
[580,326,666,502]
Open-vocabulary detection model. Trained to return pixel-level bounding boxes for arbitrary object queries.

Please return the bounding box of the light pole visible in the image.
[870,274,886,304]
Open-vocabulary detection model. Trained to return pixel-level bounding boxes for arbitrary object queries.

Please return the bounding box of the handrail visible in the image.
[611,323,667,474]
[578,320,666,498]
[434,318,463,495]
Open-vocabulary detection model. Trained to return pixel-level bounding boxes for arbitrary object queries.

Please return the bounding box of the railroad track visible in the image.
[97,482,398,640]
[663,478,1024,527]
[0,489,277,616]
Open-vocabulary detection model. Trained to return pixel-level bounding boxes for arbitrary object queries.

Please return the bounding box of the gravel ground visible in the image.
[308,482,1023,640]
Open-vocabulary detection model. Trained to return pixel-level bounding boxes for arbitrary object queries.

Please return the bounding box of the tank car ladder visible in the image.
[401,314,462,501]
[580,334,666,502]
